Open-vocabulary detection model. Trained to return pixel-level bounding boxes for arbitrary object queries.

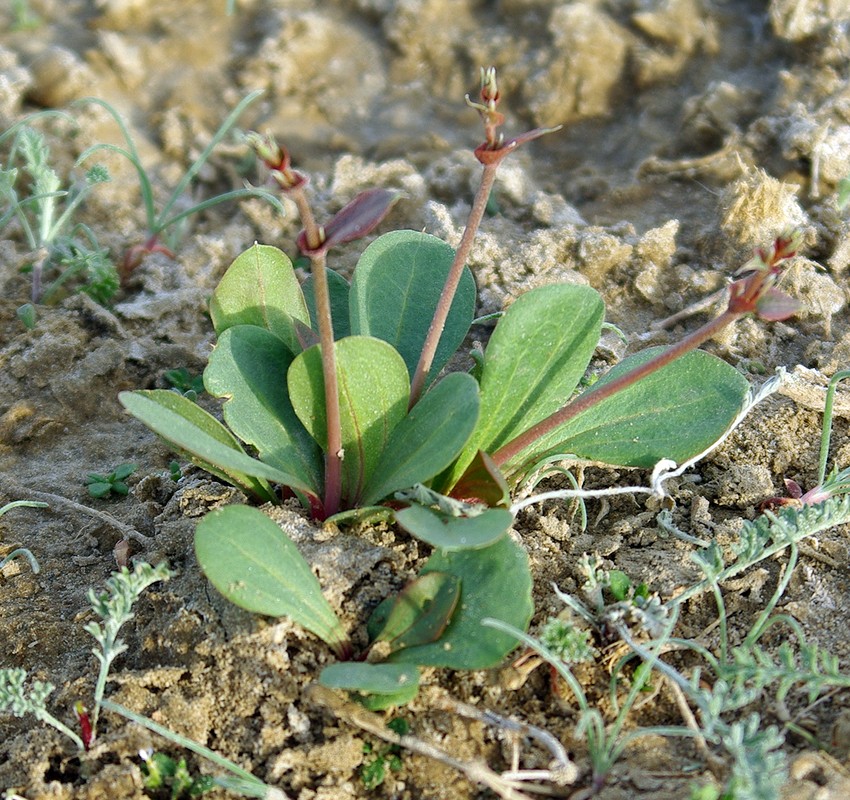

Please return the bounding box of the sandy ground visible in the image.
[2,1,850,798]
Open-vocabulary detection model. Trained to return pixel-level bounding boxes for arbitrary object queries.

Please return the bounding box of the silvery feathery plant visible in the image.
[0,118,116,326]
[0,561,171,750]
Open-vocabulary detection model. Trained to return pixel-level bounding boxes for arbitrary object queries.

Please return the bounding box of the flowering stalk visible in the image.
[248,134,399,516]
[491,232,802,471]
[248,134,341,516]
[408,68,559,407]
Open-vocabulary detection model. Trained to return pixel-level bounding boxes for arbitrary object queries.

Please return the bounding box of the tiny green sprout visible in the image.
[103,700,280,798]
[85,462,137,498]
[141,750,215,798]
[15,302,36,329]
[83,561,173,745]
[168,460,183,482]
[11,0,41,30]
[76,92,284,281]
[164,367,205,400]
[538,619,598,664]
[837,174,850,210]
[360,717,409,790]
[0,669,85,751]
[606,570,649,603]
[0,120,117,306]
[688,783,728,800]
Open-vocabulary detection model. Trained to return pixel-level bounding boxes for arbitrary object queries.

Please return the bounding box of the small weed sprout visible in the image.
[140,750,215,798]
[102,699,287,799]
[84,462,138,498]
[83,561,173,743]
[360,717,409,790]
[0,121,116,317]
[537,619,597,665]
[77,91,285,280]
[0,561,171,750]
[10,0,42,30]
[837,174,850,210]
[164,367,205,400]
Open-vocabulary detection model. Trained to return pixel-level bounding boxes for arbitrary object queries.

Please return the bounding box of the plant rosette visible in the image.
[119,69,800,707]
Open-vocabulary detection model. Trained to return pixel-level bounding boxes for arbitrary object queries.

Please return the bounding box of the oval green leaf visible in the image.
[367,572,461,652]
[349,230,476,381]
[394,505,514,552]
[205,325,323,498]
[209,244,310,353]
[195,505,348,653]
[118,390,287,501]
[515,347,750,473]
[288,336,410,507]
[389,535,533,669]
[319,662,420,710]
[360,372,480,506]
[445,283,603,489]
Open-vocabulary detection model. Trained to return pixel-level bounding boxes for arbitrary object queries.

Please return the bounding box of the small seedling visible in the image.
[0,561,171,750]
[837,174,850,210]
[163,367,205,400]
[140,750,215,798]
[83,561,173,744]
[85,462,137,498]
[103,700,284,799]
[0,119,116,313]
[0,668,86,751]
[77,92,284,281]
[360,717,409,790]
[10,0,41,31]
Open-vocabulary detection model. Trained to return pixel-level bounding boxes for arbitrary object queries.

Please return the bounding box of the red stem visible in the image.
[491,308,740,470]
[291,189,342,516]
[409,162,499,408]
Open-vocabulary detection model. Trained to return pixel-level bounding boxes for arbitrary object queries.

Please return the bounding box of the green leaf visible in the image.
[440,450,510,506]
[288,336,410,507]
[209,244,310,353]
[112,463,138,481]
[319,662,420,710]
[367,572,461,652]
[118,390,302,501]
[389,535,533,669]
[349,230,476,381]
[360,372,480,506]
[445,283,604,489]
[204,325,323,498]
[303,269,351,339]
[518,348,750,472]
[607,570,631,602]
[195,505,348,653]
[394,506,513,552]
[837,176,850,210]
